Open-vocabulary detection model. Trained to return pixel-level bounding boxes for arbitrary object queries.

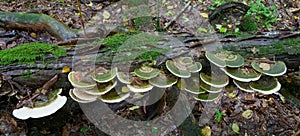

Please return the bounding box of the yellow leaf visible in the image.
[129,106,140,110]
[251,46,257,54]
[198,27,208,33]
[88,2,93,7]
[62,66,70,73]
[167,6,174,9]
[103,10,110,19]
[200,13,208,18]
[201,126,211,136]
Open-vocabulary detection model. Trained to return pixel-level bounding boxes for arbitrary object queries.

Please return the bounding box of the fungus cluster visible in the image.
[206,50,286,94]
[67,50,287,104]
[68,67,129,103]
[166,56,226,101]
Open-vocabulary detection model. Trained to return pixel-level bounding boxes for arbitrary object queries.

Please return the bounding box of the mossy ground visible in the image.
[0,42,66,66]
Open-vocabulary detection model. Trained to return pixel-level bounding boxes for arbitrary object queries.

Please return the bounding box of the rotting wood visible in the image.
[0,11,77,41]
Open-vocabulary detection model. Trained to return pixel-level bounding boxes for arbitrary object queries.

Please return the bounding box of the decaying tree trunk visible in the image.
[1,41,299,89]
[0,11,77,41]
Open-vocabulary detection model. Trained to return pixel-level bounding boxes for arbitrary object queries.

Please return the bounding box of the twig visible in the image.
[16,74,59,108]
[244,58,276,64]
[279,31,300,40]
[76,0,86,35]
[189,38,217,48]
[163,1,191,30]
[289,8,300,13]
[17,32,38,42]
[0,31,16,38]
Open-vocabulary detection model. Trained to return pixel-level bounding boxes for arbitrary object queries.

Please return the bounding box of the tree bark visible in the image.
[0,11,77,41]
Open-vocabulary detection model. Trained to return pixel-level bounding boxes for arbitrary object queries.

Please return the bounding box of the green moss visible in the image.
[132,16,154,30]
[0,42,66,66]
[222,32,253,39]
[224,38,300,58]
[103,30,140,52]
[272,38,300,55]
[99,31,169,62]
[239,16,258,32]
[122,0,148,6]
[115,33,169,62]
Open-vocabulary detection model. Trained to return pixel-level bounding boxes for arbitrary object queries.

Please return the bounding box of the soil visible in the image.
[0,0,300,136]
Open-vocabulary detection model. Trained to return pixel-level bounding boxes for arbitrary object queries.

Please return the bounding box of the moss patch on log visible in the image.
[98,31,170,62]
[0,42,66,66]
[103,30,140,52]
[223,38,300,57]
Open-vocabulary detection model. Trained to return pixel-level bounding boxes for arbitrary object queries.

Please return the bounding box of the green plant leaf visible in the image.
[215,109,224,122]
[215,24,222,30]
[220,27,227,33]
[80,126,89,134]
[232,123,240,134]
[152,127,159,133]
[200,13,209,18]
[198,27,208,33]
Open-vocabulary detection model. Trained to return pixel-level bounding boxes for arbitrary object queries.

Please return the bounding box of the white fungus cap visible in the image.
[12,90,67,120]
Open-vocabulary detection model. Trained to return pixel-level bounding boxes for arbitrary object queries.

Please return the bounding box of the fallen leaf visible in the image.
[129,105,140,111]
[198,27,208,33]
[220,27,227,33]
[201,126,211,136]
[62,66,70,73]
[165,11,173,16]
[30,33,37,38]
[152,127,159,133]
[228,93,236,98]
[251,46,257,54]
[182,14,189,22]
[103,10,110,19]
[200,12,209,18]
[215,24,222,29]
[242,109,253,119]
[232,123,240,134]
[167,5,174,9]
[88,2,93,7]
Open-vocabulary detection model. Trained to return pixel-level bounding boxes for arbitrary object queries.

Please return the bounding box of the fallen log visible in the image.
[0,11,77,41]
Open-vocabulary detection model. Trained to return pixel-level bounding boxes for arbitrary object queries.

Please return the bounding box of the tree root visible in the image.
[0,11,77,41]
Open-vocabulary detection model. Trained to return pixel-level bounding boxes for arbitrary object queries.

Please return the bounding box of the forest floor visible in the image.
[0,0,300,136]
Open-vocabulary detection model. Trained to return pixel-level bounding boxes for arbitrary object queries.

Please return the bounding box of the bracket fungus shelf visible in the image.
[251,61,287,77]
[166,57,202,78]
[13,89,67,120]
[66,51,287,104]
[221,67,261,82]
[205,50,287,95]
[205,50,244,68]
[149,72,178,88]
